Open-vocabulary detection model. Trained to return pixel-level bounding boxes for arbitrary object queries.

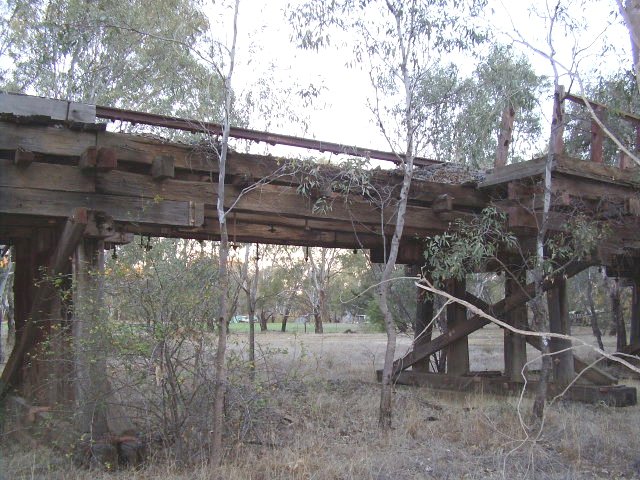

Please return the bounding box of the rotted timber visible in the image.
[381,371,636,406]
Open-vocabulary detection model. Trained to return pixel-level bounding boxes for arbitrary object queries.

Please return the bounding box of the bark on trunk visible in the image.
[631,275,640,345]
[259,309,268,332]
[73,237,110,437]
[315,289,326,334]
[281,305,290,332]
[586,269,604,350]
[609,279,627,352]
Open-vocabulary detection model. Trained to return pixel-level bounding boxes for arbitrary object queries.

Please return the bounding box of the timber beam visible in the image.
[0,208,88,397]
[392,262,592,375]
[382,371,636,407]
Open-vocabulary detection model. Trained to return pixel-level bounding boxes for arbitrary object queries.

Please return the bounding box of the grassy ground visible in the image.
[2,327,640,479]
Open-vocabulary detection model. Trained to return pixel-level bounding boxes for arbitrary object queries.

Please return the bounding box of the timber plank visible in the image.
[97,169,453,232]
[0,93,95,123]
[480,157,547,187]
[0,160,95,193]
[552,174,640,203]
[386,371,635,406]
[0,123,95,156]
[555,156,640,188]
[0,187,204,227]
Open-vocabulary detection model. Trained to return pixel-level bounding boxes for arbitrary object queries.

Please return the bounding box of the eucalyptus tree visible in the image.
[291,0,487,429]
[3,0,224,118]
[429,45,546,167]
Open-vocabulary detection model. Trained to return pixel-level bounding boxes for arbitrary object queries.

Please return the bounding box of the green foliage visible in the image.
[424,207,516,283]
[428,45,547,167]
[565,71,640,166]
[289,157,374,214]
[3,0,225,119]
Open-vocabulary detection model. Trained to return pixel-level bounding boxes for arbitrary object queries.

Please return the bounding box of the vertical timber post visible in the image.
[446,278,469,376]
[504,271,528,382]
[631,274,640,346]
[547,275,574,385]
[409,265,433,372]
[73,237,109,437]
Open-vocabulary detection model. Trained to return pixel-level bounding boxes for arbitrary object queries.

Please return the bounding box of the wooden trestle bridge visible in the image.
[1,91,639,431]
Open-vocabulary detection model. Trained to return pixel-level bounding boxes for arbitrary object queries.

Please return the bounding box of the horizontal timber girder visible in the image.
[392,262,592,375]
[2,95,640,266]
[0,140,483,249]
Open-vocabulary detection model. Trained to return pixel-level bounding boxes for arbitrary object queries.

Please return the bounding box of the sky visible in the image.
[211,0,630,160]
[0,0,630,161]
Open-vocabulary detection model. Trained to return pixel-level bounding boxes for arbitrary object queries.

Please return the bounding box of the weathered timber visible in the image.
[496,105,515,168]
[564,92,640,126]
[0,209,88,397]
[480,157,548,187]
[554,156,640,188]
[392,262,591,375]
[551,86,566,155]
[0,93,96,123]
[0,159,95,193]
[631,276,640,345]
[0,122,487,209]
[73,236,110,436]
[385,371,636,406]
[551,174,640,203]
[408,265,433,372]
[95,104,440,167]
[446,278,469,375]
[79,147,117,172]
[547,276,574,385]
[525,334,617,386]
[590,106,604,164]
[14,149,34,167]
[193,217,392,249]
[504,272,528,382]
[0,187,204,227]
[151,154,175,180]
[483,155,640,190]
[432,194,453,214]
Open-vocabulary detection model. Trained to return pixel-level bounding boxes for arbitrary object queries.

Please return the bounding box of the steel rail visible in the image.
[95,105,441,167]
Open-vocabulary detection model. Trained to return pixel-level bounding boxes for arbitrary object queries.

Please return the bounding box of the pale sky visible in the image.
[219,0,630,159]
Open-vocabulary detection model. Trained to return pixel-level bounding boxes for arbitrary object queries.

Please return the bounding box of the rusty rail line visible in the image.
[95,105,441,167]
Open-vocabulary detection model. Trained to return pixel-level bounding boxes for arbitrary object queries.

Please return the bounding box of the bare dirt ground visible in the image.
[3,326,640,479]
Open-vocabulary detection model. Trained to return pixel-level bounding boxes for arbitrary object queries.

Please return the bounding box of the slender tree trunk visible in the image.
[259,309,267,332]
[73,237,109,437]
[316,289,326,333]
[379,6,416,430]
[210,0,240,466]
[532,83,564,419]
[609,279,627,352]
[281,304,291,332]
[631,275,640,345]
[247,244,259,379]
[586,269,604,350]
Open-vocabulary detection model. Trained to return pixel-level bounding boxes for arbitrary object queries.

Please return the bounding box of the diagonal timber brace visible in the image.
[0,208,88,398]
[392,262,592,376]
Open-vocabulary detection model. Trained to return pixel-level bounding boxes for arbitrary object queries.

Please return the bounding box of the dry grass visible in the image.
[2,327,640,479]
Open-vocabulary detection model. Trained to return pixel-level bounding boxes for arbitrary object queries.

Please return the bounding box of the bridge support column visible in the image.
[630,274,640,346]
[503,271,528,382]
[446,278,469,376]
[7,230,76,405]
[547,276,574,385]
[73,236,110,437]
[414,282,434,373]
